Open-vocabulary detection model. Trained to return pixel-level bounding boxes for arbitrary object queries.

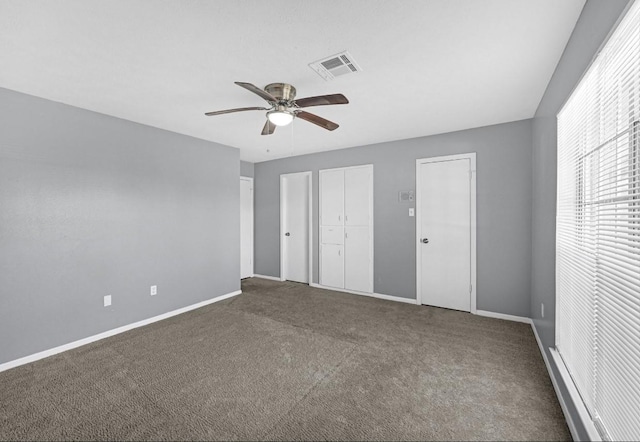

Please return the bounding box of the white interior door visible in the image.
[417,156,474,312]
[344,226,371,292]
[240,177,253,279]
[281,172,310,283]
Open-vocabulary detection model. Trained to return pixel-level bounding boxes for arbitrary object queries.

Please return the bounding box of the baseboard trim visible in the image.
[0,289,242,373]
[475,309,532,324]
[309,283,418,305]
[253,274,284,282]
[531,323,582,441]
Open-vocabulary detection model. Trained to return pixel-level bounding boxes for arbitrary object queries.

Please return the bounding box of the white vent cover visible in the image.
[309,51,362,81]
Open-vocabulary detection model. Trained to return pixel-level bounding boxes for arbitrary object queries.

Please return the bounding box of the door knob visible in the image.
[421,238,429,244]
[285,232,291,236]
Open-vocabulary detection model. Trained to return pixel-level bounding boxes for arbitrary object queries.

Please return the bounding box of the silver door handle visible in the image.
[421,238,429,244]
[285,232,290,236]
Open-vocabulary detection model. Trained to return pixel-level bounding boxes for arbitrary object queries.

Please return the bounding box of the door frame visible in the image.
[415,153,477,313]
[280,171,313,283]
[240,176,254,278]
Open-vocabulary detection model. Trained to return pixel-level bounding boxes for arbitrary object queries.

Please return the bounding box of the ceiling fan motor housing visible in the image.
[264,83,296,102]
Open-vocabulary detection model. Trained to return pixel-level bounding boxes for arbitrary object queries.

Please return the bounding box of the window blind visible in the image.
[556,1,640,440]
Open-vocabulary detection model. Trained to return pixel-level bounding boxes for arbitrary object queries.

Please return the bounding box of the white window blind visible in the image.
[556,0,640,440]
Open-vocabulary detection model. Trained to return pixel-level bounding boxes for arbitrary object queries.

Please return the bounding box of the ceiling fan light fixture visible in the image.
[267,110,294,126]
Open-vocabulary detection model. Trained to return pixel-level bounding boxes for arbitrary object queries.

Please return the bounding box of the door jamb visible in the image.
[240,176,254,278]
[280,171,313,283]
[415,153,477,313]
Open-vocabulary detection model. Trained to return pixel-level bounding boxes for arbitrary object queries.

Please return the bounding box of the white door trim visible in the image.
[280,171,313,283]
[415,153,477,313]
[240,176,254,278]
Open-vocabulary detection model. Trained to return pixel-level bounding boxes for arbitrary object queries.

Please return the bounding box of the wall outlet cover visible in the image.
[150,285,157,296]
[104,295,112,307]
[409,208,415,217]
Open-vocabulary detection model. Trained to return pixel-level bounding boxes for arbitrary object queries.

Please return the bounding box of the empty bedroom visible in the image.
[0,0,638,441]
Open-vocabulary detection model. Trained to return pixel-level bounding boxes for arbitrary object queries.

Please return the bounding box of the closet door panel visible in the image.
[321,226,344,245]
[320,244,344,289]
[344,167,371,226]
[320,170,344,226]
[344,226,371,292]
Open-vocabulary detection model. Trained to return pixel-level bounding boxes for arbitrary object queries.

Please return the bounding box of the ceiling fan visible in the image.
[204,82,349,135]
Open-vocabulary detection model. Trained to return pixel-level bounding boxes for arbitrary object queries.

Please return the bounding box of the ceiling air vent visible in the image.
[309,51,362,81]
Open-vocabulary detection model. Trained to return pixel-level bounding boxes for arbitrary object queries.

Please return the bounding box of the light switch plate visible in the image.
[104,295,112,307]
[409,208,415,217]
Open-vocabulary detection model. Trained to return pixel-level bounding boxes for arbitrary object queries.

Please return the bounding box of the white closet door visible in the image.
[320,169,344,226]
[321,226,344,245]
[344,167,371,226]
[321,244,344,288]
[344,226,371,292]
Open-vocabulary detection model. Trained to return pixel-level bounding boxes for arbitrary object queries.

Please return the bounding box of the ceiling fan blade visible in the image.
[296,111,339,131]
[205,106,268,116]
[235,81,278,103]
[261,120,276,135]
[294,94,349,108]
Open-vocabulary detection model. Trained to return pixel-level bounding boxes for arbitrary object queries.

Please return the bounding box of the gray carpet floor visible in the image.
[0,278,570,441]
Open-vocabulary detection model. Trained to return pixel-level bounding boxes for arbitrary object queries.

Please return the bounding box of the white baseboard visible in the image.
[531,322,582,441]
[475,309,532,324]
[253,274,284,282]
[0,289,242,373]
[309,283,419,305]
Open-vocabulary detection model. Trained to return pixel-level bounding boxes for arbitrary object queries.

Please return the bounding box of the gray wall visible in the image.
[0,87,240,365]
[255,119,532,316]
[240,161,254,178]
[530,1,632,439]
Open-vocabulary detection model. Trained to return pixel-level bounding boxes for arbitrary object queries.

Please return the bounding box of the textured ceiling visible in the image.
[0,0,585,162]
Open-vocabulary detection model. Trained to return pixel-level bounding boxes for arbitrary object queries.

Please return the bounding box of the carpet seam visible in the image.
[256,345,361,441]
[218,303,363,348]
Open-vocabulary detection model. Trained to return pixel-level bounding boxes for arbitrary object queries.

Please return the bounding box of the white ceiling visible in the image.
[0,0,585,163]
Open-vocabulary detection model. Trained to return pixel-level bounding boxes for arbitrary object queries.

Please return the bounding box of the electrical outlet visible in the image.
[150,285,157,296]
[409,208,415,217]
[104,295,112,307]
[541,303,545,318]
